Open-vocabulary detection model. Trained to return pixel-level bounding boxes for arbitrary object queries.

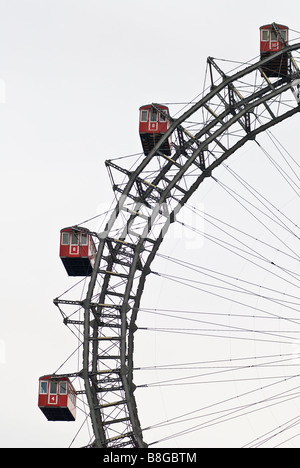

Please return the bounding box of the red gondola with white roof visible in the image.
[139,104,171,156]
[260,23,289,77]
[59,226,97,276]
[38,375,76,421]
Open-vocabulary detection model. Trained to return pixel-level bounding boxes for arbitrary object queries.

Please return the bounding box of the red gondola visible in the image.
[59,226,97,276]
[260,23,289,77]
[139,104,171,156]
[38,375,76,421]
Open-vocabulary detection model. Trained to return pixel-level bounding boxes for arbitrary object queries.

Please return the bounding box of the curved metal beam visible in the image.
[80,44,300,447]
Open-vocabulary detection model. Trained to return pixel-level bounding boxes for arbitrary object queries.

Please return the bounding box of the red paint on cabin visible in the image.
[59,227,97,276]
[260,23,289,77]
[38,375,76,421]
[139,104,171,156]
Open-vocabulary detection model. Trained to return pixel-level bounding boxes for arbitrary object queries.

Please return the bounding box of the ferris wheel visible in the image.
[38,23,300,448]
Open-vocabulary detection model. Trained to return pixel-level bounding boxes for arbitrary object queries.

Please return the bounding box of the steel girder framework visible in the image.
[54,43,300,447]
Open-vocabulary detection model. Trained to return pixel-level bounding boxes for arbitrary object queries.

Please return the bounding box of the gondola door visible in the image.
[69,231,79,256]
[270,29,280,51]
[149,108,158,132]
[48,381,58,405]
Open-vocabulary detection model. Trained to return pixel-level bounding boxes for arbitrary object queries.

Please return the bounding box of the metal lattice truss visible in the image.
[54,43,300,447]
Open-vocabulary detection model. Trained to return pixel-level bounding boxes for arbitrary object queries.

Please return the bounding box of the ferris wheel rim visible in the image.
[62,44,300,447]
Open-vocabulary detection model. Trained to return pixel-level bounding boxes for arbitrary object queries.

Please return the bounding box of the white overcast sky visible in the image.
[1,0,300,448]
